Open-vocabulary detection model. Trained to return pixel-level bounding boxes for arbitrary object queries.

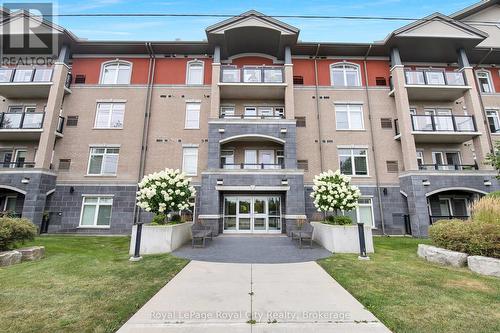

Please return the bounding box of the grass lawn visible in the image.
[0,236,188,333]
[318,237,500,333]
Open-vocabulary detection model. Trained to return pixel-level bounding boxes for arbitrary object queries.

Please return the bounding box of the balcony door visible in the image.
[259,150,275,169]
[435,109,453,131]
[432,151,461,170]
[0,150,13,168]
[244,150,258,169]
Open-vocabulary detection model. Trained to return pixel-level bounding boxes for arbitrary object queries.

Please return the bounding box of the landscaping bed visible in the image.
[0,236,188,333]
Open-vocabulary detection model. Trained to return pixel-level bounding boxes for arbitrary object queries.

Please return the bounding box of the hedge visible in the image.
[0,217,37,251]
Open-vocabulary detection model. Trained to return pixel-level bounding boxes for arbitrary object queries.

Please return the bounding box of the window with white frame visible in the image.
[185,102,201,129]
[335,104,364,130]
[338,148,368,176]
[186,61,204,85]
[476,71,494,93]
[79,196,113,227]
[94,103,125,129]
[330,63,361,86]
[343,198,375,227]
[416,151,425,167]
[87,147,119,175]
[182,147,198,175]
[486,110,500,133]
[100,61,132,84]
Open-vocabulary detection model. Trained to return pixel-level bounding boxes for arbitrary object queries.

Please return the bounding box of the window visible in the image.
[185,102,200,129]
[416,151,425,167]
[87,147,119,175]
[95,103,125,129]
[476,71,494,93]
[244,107,257,118]
[66,116,79,127]
[277,150,285,167]
[221,150,234,169]
[335,104,364,130]
[220,106,236,118]
[182,147,198,175]
[330,63,361,86]
[100,61,132,84]
[186,61,204,85]
[339,148,368,176]
[343,198,375,228]
[295,116,306,127]
[58,159,71,170]
[79,196,113,228]
[486,110,500,133]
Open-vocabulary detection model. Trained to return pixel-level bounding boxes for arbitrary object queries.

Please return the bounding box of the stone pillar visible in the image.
[284,46,295,119]
[210,46,221,119]
[390,48,418,171]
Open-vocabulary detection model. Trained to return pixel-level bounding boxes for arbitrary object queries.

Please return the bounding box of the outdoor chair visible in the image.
[291,222,314,248]
[191,223,213,248]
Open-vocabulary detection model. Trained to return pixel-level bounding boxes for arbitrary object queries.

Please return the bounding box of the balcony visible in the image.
[410,114,480,143]
[391,70,471,101]
[0,162,35,169]
[418,164,478,171]
[221,163,284,170]
[0,68,72,98]
[219,66,287,99]
[220,106,285,120]
[0,112,44,140]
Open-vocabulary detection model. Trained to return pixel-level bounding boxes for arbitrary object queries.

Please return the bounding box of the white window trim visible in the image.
[486,109,500,133]
[476,70,495,93]
[3,196,17,211]
[335,103,365,130]
[99,60,133,85]
[341,197,375,228]
[184,102,201,129]
[186,60,204,85]
[329,62,362,87]
[78,196,113,229]
[338,148,369,177]
[86,147,120,176]
[94,102,125,129]
[182,147,198,176]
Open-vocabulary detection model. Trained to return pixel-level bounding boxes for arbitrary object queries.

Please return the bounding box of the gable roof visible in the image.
[450,0,500,20]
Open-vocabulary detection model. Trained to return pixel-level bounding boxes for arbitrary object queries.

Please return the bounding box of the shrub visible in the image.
[429,219,500,259]
[169,214,182,224]
[0,217,37,251]
[151,213,167,225]
[324,215,353,226]
[471,196,500,225]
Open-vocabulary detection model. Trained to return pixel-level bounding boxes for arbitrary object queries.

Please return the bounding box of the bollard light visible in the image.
[129,222,144,262]
[357,223,370,261]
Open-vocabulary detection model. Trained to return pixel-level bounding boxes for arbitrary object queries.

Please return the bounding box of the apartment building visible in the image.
[0,0,499,237]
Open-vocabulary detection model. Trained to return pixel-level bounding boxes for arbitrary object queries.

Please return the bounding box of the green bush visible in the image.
[486,191,500,199]
[0,217,37,251]
[151,213,166,225]
[169,214,182,224]
[429,219,500,259]
[324,215,353,226]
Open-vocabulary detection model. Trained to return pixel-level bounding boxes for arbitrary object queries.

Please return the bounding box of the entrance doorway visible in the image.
[223,196,282,233]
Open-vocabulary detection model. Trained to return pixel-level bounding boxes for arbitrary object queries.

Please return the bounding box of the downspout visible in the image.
[133,42,156,224]
[362,44,386,235]
[313,43,324,171]
[473,47,494,153]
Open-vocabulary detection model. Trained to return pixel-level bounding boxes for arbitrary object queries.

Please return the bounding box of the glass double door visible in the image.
[223,196,281,233]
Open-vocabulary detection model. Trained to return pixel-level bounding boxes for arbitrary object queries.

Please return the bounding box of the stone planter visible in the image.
[311,222,374,253]
[417,244,468,267]
[129,222,193,255]
[0,250,22,267]
[468,256,500,278]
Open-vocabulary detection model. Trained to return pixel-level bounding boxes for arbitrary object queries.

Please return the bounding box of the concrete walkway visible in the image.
[118,261,391,332]
[172,235,332,263]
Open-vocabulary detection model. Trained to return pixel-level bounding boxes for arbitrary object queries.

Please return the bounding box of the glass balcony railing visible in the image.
[0,112,45,129]
[221,163,284,170]
[405,70,466,86]
[221,66,284,83]
[0,161,35,169]
[411,115,476,132]
[0,68,53,83]
[418,164,478,171]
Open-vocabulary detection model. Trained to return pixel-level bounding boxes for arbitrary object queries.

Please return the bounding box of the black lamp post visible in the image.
[357,223,370,260]
[129,222,144,262]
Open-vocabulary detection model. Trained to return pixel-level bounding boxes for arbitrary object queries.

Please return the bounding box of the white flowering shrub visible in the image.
[136,169,196,217]
[310,170,361,214]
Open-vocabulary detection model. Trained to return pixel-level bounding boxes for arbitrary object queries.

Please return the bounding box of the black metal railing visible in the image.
[394,119,400,136]
[0,112,45,129]
[219,113,285,119]
[0,67,53,83]
[221,163,285,170]
[0,161,35,169]
[405,70,466,86]
[220,66,284,83]
[56,116,65,134]
[411,115,476,132]
[65,72,72,89]
[418,164,478,171]
[429,215,469,225]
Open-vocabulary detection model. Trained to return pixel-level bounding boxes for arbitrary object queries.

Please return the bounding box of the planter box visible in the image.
[129,222,193,255]
[311,222,374,253]
[468,256,500,277]
[417,244,467,267]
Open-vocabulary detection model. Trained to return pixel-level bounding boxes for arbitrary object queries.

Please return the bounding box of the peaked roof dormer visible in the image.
[206,10,299,60]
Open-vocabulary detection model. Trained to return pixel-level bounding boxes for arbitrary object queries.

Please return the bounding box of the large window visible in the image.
[476,71,494,93]
[182,147,198,176]
[87,147,119,175]
[335,104,364,130]
[95,103,125,129]
[186,61,204,85]
[79,196,113,228]
[185,102,200,129]
[339,148,368,176]
[486,110,500,133]
[343,198,375,227]
[330,63,361,86]
[100,61,132,84]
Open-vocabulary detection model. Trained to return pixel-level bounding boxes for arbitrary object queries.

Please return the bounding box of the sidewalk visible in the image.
[118,261,391,332]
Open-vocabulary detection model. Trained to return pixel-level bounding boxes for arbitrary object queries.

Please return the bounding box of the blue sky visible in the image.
[43,0,478,42]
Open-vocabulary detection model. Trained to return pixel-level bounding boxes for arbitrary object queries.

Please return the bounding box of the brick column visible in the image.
[210,46,221,119]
